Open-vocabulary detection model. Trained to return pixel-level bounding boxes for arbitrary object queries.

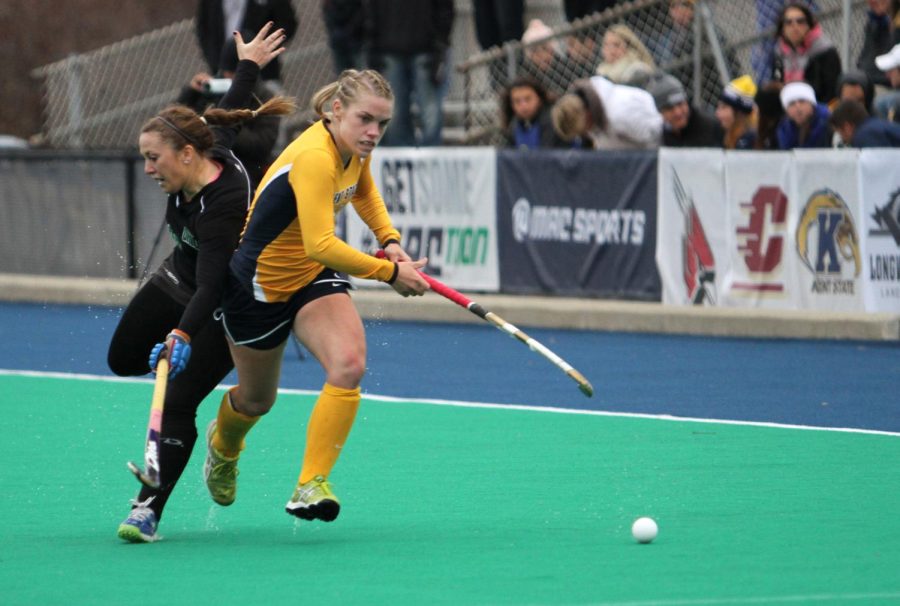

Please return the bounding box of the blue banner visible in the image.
[496,149,660,300]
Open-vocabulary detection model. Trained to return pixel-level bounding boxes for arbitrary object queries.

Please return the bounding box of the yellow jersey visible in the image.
[229,120,400,302]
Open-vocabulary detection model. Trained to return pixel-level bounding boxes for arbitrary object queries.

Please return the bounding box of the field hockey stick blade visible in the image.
[126,357,169,489]
[376,250,594,397]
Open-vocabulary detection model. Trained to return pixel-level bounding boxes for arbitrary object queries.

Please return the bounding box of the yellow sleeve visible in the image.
[289,149,396,281]
[352,157,402,246]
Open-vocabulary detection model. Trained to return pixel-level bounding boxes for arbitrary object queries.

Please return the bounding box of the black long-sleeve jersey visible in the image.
[148,59,260,339]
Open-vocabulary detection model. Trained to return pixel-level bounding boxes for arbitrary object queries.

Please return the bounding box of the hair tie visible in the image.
[156,115,201,147]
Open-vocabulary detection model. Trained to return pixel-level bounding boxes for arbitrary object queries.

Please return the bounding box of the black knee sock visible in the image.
[133,410,198,520]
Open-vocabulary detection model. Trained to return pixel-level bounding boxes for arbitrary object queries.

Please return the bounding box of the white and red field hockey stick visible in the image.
[377,251,594,397]
[126,357,169,488]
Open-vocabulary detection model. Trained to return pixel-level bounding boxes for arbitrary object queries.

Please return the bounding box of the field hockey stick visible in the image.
[376,251,594,397]
[126,357,169,488]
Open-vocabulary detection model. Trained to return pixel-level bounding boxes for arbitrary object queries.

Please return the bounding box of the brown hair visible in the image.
[310,69,394,119]
[723,109,757,150]
[500,77,554,129]
[776,3,817,40]
[141,95,297,152]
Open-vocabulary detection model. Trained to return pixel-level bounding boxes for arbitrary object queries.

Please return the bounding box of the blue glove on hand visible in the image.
[149,329,192,378]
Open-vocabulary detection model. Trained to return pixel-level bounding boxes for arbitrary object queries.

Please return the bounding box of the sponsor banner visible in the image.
[656,148,727,305]
[722,151,793,308]
[659,149,869,312]
[496,149,660,299]
[345,147,499,291]
[790,151,863,312]
[859,150,900,312]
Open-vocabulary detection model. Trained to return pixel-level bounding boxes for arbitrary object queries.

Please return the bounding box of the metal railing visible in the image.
[456,0,868,145]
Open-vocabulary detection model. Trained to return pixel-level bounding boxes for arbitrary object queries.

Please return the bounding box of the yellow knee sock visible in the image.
[212,388,261,458]
[298,383,361,484]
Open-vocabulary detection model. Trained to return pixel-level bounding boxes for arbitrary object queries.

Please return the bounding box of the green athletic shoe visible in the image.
[285,475,340,522]
[204,420,239,506]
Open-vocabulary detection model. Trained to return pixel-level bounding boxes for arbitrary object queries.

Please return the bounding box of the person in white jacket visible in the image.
[550,75,662,149]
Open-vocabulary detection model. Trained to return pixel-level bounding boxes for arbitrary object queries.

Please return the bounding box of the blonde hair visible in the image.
[142,96,297,152]
[606,24,655,67]
[551,94,588,142]
[310,69,394,119]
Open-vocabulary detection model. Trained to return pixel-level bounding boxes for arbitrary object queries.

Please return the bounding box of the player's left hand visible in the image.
[236,21,287,70]
[149,329,192,378]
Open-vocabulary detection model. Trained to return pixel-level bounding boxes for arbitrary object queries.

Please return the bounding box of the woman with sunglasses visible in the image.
[771,2,841,105]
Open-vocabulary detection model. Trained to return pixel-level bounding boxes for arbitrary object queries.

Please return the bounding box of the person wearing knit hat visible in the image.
[836,70,875,114]
[647,72,722,147]
[715,75,758,149]
[521,19,564,93]
[776,81,833,149]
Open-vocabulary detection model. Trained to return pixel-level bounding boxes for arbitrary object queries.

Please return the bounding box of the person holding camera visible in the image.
[364,0,455,147]
[177,38,283,189]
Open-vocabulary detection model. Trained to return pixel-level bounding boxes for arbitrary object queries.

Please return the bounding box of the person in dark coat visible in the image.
[648,73,723,147]
[500,78,571,149]
[196,0,298,86]
[836,69,876,114]
[776,81,833,149]
[830,98,900,147]
[770,2,842,105]
[856,0,900,89]
[365,0,455,146]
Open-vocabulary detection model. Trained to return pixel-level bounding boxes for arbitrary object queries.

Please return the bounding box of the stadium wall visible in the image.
[1,148,897,340]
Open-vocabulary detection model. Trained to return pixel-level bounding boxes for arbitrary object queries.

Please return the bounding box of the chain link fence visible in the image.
[27,0,594,149]
[457,0,868,145]
[30,0,334,149]
[30,0,868,149]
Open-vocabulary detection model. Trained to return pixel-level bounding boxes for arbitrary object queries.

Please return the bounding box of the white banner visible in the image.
[722,151,794,308]
[346,147,499,292]
[656,148,727,305]
[658,149,871,312]
[859,150,900,313]
[790,151,863,312]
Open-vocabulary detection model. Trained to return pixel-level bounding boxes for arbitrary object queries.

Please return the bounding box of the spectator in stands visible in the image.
[365,0,454,147]
[874,42,900,121]
[770,2,842,106]
[715,75,757,150]
[520,19,567,96]
[648,72,722,147]
[857,0,900,90]
[566,31,602,81]
[595,24,656,88]
[753,81,785,150]
[176,38,282,188]
[836,70,875,114]
[500,77,572,149]
[829,98,900,147]
[473,0,524,50]
[649,0,739,106]
[196,0,298,93]
[322,0,365,73]
[551,75,662,149]
[776,81,833,149]
[752,0,821,85]
[563,1,624,22]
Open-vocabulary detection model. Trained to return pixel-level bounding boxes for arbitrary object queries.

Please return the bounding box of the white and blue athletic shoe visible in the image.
[117,498,159,543]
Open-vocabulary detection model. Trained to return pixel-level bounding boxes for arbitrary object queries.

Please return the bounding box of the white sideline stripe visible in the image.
[582,592,900,605]
[3,368,899,438]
